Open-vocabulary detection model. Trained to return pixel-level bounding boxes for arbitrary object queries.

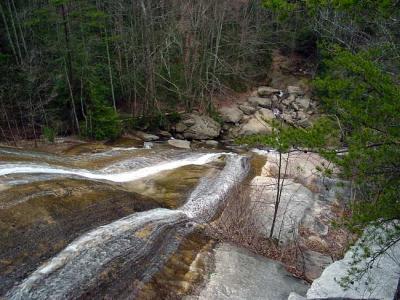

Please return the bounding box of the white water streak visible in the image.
[181,154,249,220]
[0,153,222,183]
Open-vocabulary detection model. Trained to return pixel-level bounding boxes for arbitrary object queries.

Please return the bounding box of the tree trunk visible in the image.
[104,26,117,112]
[270,150,282,239]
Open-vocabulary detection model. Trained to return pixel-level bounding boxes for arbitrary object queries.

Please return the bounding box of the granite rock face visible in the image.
[260,151,338,192]
[250,176,316,242]
[192,243,309,300]
[302,250,333,280]
[307,226,400,300]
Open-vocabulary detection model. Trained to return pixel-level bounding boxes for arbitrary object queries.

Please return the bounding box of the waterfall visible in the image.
[181,154,249,221]
[6,154,250,299]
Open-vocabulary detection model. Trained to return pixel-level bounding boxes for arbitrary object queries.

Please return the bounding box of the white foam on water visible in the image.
[181,154,249,221]
[251,148,279,156]
[0,153,223,183]
[110,146,138,151]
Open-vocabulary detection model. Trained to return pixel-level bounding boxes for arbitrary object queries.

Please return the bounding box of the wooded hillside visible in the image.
[0,0,280,141]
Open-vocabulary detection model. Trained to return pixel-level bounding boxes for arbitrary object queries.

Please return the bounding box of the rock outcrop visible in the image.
[250,150,350,282]
[260,151,338,192]
[306,226,400,300]
[250,176,316,242]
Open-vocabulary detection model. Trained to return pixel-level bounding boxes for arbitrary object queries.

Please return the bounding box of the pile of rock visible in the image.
[219,85,318,139]
[131,85,318,146]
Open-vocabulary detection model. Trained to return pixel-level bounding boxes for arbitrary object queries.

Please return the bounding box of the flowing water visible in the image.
[0,140,250,299]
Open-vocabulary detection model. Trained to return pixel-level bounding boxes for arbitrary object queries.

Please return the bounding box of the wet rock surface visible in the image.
[0,143,251,299]
[137,229,216,299]
[124,164,221,209]
[190,243,309,300]
[0,178,161,295]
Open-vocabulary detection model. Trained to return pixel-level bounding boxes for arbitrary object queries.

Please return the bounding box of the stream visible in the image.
[0,140,251,299]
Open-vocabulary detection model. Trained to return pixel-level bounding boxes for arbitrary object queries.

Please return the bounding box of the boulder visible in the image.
[182,117,196,126]
[287,86,304,96]
[282,94,296,107]
[176,114,221,140]
[175,133,185,140]
[222,124,231,131]
[295,97,311,110]
[134,131,160,142]
[196,243,309,300]
[248,96,272,108]
[291,102,300,111]
[167,139,191,149]
[281,113,295,125]
[239,117,272,136]
[175,123,187,133]
[218,106,243,123]
[238,104,257,115]
[226,126,241,139]
[256,108,275,122]
[158,130,172,138]
[297,117,312,128]
[296,111,308,120]
[257,86,280,97]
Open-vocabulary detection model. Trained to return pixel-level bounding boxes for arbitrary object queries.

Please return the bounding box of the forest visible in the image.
[0,0,275,140]
[0,0,399,297]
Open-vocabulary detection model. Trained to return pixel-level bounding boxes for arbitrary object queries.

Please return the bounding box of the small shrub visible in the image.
[43,126,56,143]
